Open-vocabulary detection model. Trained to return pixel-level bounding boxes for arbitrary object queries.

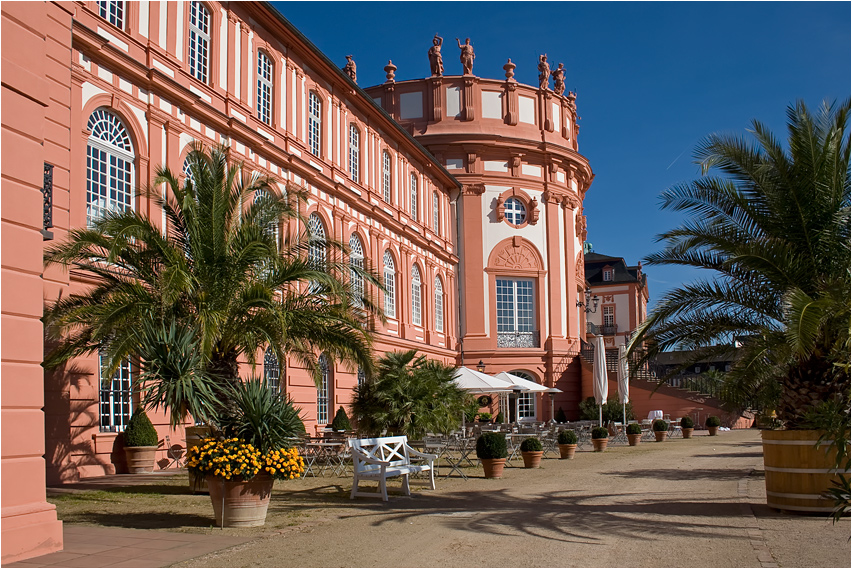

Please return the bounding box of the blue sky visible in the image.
[273,1,851,307]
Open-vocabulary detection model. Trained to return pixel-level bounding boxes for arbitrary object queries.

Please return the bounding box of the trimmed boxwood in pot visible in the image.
[330,406,352,432]
[626,423,642,435]
[652,419,669,432]
[555,407,568,423]
[591,426,609,439]
[520,437,542,452]
[557,430,578,445]
[476,432,508,459]
[680,416,695,429]
[591,426,609,452]
[520,437,543,468]
[123,408,159,474]
[705,416,721,428]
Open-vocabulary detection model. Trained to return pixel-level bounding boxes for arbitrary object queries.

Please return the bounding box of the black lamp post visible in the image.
[476,360,486,373]
[576,286,599,313]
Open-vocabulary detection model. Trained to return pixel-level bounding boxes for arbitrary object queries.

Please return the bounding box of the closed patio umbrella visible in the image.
[593,335,608,427]
[617,344,629,425]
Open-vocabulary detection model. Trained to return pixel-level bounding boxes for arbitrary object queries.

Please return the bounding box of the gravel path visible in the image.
[174,430,850,568]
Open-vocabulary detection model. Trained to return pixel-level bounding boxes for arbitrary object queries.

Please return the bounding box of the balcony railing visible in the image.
[497,330,540,348]
[586,322,618,336]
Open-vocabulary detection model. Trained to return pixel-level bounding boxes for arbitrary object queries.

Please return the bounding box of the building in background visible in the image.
[583,251,649,350]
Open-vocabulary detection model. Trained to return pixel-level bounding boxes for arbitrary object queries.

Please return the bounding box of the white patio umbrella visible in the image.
[452,367,514,430]
[592,335,608,427]
[493,372,550,392]
[617,344,630,425]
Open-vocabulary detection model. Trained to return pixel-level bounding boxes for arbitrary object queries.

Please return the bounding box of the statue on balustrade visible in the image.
[538,54,550,90]
[456,37,475,75]
[428,34,444,76]
[551,63,566,96]
[343,55,357,83]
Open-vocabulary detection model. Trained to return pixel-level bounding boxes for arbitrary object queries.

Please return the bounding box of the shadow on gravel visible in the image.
[603,468,749,481]
[61,512,215,529]
[693,452,764,459]
[313,488,752,545]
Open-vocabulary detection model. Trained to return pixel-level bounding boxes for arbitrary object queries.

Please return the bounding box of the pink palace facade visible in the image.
[1,1,595,561]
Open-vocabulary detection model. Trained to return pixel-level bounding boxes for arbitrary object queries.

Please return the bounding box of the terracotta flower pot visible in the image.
[206,474,274,527]
[654,431,668,442]
[707,426,719,436]
[521,451,543,469]
[682,428,694,439]
[591,438,608,452]
[627,434,642,446]
[124,446,157,473]
[481,458,507,479]
[558,444,577,459]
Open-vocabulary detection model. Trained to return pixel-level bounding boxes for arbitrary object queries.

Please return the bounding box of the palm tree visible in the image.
[628,100,850,428]
[44,144,382,421]
[351,350,468,438]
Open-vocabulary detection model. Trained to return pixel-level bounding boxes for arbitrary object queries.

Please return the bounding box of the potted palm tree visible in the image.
[653,419,669,442]
[123,408,159,473]
[705,416,721,436]
[476,432,508,478]
[679,416,695,439]
[591,426,609,452]
[626,423,643,446]
[520,437,543,468]
[557,429,578,459]
[627,101,850,515]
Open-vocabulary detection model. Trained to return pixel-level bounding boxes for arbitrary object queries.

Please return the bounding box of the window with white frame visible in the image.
[382,151,392,203]
[432,191,440,234]
[86,109,134,227]
[603,268,613,281]
[349,233,364,308]
[504,197,527,225]
[496,279,534,333]
[510,370,538,420]
[603,305,615,327]
[411,265,422,326]
[357,367,366,387]
[409,173,418,220]
[308,213,327,268]
[188,1,210,84]
[308,91,322,156]
[97,0,125,29]
[383,250,396,318]
[434,276,444,333]
[348,124,360,183]
[254,189,279,246]
[182,156,195,188]
[264,348,281,392]
[256,51,273,125]
[317,353,330,424]
[99,351,133,432]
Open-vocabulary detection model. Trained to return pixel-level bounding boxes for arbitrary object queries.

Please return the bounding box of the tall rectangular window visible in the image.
[98,0,125,29]
[497,279,534,332]
[432,191,440,234]
[256,51,273,125]
[348,124,359,183]
[317,355,330,425]
[188,1,210,84]
[410,173,418,220]
[382,151,391,203]
[308,92,322,156]
[99,352,132,433]
[603,305,615,327]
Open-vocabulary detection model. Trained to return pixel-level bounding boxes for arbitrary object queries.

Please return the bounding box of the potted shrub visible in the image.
[626,423,643,446]
[705,415,721,436]
[520,437,543,468]
[123,408,159,473]
[476,432,508,478]
[653,419,669,442]
[478,412,493,423]
[557,429,578,459]
[330,406,352,433]
[591,426,609,452]
[494,411,505,424]
[555,407,568,424]
[680,416,695,438]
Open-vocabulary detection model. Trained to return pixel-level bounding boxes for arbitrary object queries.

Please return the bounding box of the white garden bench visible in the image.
[348,436,437,501]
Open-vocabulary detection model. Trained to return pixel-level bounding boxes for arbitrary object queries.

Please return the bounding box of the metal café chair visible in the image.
[443,436,472,479]
[164,435,185,469]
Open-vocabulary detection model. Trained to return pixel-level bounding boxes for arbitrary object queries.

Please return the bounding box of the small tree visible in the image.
[555,407,567,423]
[330,406,352,432]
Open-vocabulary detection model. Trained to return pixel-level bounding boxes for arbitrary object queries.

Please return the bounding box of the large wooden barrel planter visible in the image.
[762,429,849,513]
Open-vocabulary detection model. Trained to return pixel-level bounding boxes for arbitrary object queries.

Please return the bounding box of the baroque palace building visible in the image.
[1,1,593,561]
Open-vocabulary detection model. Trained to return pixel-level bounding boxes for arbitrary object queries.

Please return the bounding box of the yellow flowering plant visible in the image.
[187,437,305,481]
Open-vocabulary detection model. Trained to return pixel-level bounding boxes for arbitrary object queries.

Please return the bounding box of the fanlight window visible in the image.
[349,234,364,308]
[86,109,134,227]
[434,276,444,333]
[256,51,273,125]
[188,1,210,84]
[383,250,396,318]
[411,265,422,326]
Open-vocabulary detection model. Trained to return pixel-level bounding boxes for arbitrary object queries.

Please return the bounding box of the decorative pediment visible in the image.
[488,237,544,271]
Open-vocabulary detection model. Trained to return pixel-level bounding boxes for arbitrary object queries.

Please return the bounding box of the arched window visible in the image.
[182,155,195,188]
[434,276,444,333]
[317,353,330,425]
[382,151,392,203]
[254,189,278,245]
[432,191,440,234]
[97,0,125,29]
[504,197,527,225]
[349,233,364,307]
[308,91,322,157]
[409,173,418,220]
[256,51,273,125]
[511,371,538,421]
[383,250,396,318]
[264,348,281,392]
[308,213,326,292]
[188,1,210,84]
[348,124,360,183]
[411,265,422,326]
[86,108,134,227]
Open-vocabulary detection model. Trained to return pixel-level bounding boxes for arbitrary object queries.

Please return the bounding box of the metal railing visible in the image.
[586,322,618,336]
[497,330,540,348]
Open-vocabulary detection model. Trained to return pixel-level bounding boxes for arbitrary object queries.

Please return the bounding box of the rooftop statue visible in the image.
[428,34,444,77]
[538,54,550,90]
[551,63,566,96]
[456,37,475,75]
[343,55,357,83]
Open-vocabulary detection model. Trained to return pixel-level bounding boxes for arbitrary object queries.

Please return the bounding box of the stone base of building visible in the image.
[1,503,63,564]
